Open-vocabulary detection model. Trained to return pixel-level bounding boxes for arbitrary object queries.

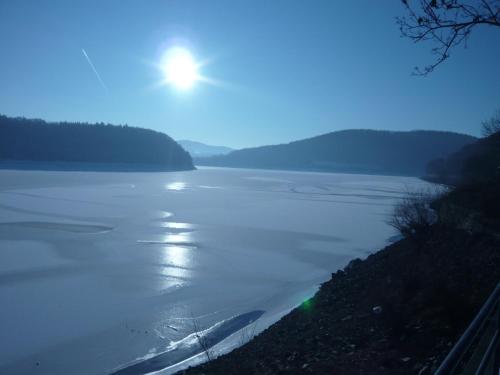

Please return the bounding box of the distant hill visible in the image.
[0,115,194,171]
[197,130,476,176]
[178,140,233,157]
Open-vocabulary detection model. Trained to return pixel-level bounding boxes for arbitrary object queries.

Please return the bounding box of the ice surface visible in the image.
[0,167,431,374]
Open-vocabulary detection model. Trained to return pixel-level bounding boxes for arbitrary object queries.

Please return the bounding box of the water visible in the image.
[0,167,430,374]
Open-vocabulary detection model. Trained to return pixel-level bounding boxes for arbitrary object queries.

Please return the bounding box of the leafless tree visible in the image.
[481,108,500,136]
[238,321,258,346]
[398,0,500,75]
[190,314,213,362]
[389,189,440,239]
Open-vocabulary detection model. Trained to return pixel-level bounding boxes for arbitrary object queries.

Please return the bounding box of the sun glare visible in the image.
[161,47,199,90]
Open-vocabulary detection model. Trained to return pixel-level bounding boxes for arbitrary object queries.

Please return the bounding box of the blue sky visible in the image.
[1,0,499,148]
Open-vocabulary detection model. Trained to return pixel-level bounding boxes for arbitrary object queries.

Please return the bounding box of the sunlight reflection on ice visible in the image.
[162,245,190,270]
[158,244,193,288]
[161,211,174,219]
[162,232,195,245]
[161,222,195,230]
[165,182,187,191]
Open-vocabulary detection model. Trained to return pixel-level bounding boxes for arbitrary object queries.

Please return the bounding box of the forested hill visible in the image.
[197,129,476,176]
[0,115,194,171]
[426,130,500,185]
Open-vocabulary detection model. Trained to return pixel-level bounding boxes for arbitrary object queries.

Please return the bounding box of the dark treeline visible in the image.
[427,130,500,246]
[0,115,194,171]
[197,129,476,176]
[426,131,500,185]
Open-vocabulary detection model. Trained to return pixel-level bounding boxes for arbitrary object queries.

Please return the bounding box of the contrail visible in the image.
[81,48,108,93]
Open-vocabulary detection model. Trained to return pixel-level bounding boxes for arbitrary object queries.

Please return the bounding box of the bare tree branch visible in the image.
[190,313,213,362]
[397,0,500,75]
[481,108,500,136]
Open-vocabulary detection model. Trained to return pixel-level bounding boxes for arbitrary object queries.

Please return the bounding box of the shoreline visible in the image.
[179,223,500,374]
[0,160,196,173]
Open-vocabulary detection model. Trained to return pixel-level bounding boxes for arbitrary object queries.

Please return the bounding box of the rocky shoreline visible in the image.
[180,219,499,374]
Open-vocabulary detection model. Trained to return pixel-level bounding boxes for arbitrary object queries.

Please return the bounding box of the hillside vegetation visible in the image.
[197,130,476,176]
[426,130,500,185]
[0,115,193,171]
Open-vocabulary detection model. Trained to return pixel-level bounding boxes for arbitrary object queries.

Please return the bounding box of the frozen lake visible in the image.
[0,167,430,374]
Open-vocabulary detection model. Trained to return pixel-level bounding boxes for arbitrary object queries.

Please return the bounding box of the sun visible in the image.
[161,47,199,90]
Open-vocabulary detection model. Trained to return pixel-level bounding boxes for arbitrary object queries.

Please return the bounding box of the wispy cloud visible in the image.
[81,48,108,93]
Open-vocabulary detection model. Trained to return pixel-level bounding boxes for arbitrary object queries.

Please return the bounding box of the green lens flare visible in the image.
[301,298,314,311]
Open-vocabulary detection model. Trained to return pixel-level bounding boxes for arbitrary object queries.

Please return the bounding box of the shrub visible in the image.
[389,190,438,241]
